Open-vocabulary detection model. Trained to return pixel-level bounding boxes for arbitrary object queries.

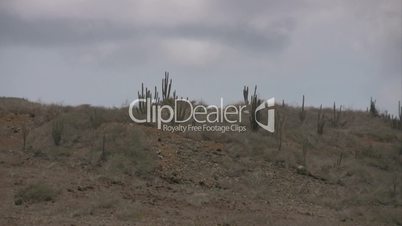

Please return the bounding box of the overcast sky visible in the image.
[0,0,401,114]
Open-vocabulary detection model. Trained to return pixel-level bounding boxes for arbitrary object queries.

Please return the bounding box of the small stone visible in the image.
[15,199,23,205]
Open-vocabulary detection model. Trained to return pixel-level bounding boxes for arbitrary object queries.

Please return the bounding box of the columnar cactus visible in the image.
[369,97,378,117]
[137,83,153,115]
[154,86,160,104]
[250,85,261,131]
[331,102,342,127]
[162,71,172,101]
[317,104,325,135]
[243,86,249,105]
[175,99,188,121]
[299,95,306,122]
[276,109,286,151]
[173,90,177,100]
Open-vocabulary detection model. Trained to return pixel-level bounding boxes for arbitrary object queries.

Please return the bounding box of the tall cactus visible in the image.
[299,95,306,122]
[175,98,189,121]
[162,71,172,101]
[137,83,153,115]
[369,97,378,117]
[173,90,177,100]
[137,83,145,113]
[250,85,261,131]
[397,101,402,129]
[317,104,325,135]
[331,102,342,127]
[154,86,160,104]
[243,86,249,105]
[276,108,287,151]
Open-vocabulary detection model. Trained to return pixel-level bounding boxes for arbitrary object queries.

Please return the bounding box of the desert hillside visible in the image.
[0,97,401,225]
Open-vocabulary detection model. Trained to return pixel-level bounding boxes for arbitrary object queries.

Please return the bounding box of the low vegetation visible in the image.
[14,183,57,205]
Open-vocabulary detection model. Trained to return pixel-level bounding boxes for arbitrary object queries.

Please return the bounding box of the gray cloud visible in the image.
[0,0,400,114]
[0,10,139,47]
[0,7,294,56]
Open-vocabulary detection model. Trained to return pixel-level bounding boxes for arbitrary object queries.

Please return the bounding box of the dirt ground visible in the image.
[0,98,401,225]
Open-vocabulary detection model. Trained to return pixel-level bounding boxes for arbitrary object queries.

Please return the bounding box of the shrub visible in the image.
[89,108,104,129]
[101,124,156,178]
[15,183,57,205]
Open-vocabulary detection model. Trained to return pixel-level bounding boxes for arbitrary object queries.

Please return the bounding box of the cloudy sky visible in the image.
[0,0,401,114]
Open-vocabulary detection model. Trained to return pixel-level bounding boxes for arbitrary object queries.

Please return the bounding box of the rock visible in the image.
[296,165,307,175]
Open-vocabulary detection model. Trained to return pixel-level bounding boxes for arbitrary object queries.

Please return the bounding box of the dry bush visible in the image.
[99,123,157,178]
[14,183,57,205]
[89,108,104,129]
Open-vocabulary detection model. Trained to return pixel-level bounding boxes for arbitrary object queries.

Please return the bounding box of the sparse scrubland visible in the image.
[0,89,401,225]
